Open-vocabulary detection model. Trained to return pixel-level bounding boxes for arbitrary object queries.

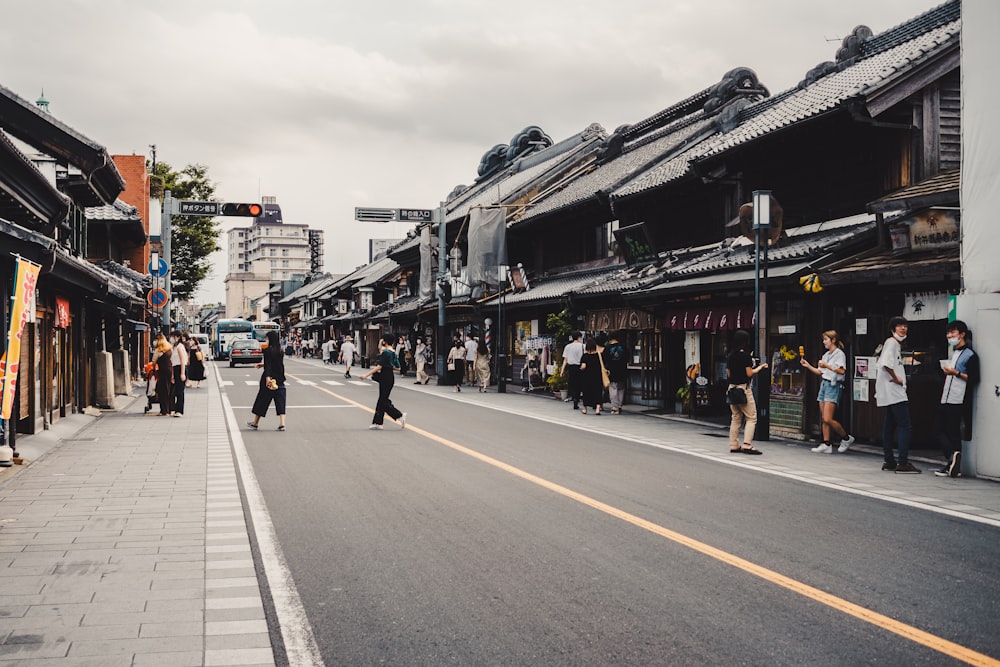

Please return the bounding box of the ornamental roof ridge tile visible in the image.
[445,130,605,224]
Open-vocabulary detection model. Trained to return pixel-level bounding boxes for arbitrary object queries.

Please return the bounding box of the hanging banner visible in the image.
[1,257,42,420]
[55,297,70,328]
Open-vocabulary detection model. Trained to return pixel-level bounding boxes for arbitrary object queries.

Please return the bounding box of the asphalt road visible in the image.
[221,357,1000,666]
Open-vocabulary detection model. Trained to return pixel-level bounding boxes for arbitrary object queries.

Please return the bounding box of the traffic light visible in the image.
[220,202,263,217]
[437,277,452,303]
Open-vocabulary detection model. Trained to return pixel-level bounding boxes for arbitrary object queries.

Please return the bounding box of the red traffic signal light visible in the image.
[221,202,263,217]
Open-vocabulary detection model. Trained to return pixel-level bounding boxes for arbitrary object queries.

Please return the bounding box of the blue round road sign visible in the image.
[148,258,168,277]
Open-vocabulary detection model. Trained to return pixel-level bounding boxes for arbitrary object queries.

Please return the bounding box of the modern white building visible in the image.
[224,196,325,319]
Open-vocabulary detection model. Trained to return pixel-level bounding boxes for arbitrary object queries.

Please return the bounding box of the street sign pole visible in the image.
[161,190,172,332]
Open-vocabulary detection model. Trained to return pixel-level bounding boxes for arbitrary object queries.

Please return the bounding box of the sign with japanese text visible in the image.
[176,200,220,216]
[1,257,41,419]
[55,297,70,328]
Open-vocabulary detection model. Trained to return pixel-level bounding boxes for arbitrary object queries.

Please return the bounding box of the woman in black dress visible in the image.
[579,338,604,415]
[247,330,287,431]
[185,333,206,388]
[153,334,174,416]
[360,333,406,430]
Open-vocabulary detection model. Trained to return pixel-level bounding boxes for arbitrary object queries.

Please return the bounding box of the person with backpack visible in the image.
[934,320,978,478]
[360,333,406,430]
[602,331,628,414]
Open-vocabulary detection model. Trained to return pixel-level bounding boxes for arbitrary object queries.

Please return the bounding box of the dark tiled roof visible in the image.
[85,199,139,222]
[516,117,716,225]
[868,169,959,212]
[98,260,151,291]
[614,4,961,199]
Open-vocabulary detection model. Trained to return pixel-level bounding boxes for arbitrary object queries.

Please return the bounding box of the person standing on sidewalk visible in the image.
[247,330,287,432]
[464,334,478,386]
[603,331,628,414]
[413,337,430,385]
[153,334,174,416]
[934,320,978,478]
[169,330,188,417]
[726,329,767,455]
[475,338,492,392]
[560,331,585,410]
[875,316,918,473]
[339,335,356,379]
[800,330,855,454]
[579,338,604,415]
[448,337,466,392]
[360,334,406,430]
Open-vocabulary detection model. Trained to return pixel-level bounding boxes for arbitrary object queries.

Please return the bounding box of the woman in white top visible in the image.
[800,330,854,453]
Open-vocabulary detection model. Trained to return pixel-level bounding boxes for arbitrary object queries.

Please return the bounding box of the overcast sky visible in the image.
[1,0,939,303]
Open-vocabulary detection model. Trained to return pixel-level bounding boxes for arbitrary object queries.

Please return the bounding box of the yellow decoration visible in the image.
[799,273,823,293]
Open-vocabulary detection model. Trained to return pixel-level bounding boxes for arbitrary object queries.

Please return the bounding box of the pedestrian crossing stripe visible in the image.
[245,380,258,385]
[298,380,316,385]
[322,380,344,386]
[220,380,234,386]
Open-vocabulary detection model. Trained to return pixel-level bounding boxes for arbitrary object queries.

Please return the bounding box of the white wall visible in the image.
[960,0,1000,479]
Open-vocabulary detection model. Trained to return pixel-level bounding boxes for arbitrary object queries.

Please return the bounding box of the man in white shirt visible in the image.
[560,331,585,409]
[875,316,917,473]
[464,334,478,385]
[339,336,357,379]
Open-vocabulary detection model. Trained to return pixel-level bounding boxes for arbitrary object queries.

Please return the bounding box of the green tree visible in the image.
[150,162,221,301]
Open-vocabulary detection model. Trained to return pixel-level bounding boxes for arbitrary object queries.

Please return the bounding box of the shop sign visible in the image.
[889,208,960,255]
[587,308,654,332]
[664,305,755,331]
[55,297,70,328]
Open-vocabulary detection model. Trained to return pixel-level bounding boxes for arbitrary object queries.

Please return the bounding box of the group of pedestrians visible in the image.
[148,330,206,417]
[874,316,978,477]
[723,317,978,478]
[558,330,628,415]
[445,334,491,392]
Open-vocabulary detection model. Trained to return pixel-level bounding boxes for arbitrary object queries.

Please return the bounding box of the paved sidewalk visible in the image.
[1,361,997,665]
[0,369,276,666]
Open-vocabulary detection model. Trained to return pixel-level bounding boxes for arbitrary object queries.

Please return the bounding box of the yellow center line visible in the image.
[289,375,999,666]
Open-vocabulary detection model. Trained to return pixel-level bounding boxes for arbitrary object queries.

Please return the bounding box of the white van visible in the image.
[192,333,212,360]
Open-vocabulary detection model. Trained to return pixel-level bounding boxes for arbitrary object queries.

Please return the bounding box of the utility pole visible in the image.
[436,201,448,384]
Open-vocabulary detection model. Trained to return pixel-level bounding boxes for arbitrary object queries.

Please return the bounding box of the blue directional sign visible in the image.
[148,257,168,278]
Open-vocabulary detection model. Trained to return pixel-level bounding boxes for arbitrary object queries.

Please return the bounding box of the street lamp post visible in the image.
[752,189,771,441]
[497,265,508,393]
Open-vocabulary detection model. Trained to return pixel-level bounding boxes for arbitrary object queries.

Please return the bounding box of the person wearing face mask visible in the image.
[875,316,918,473]
[934,320,978,478]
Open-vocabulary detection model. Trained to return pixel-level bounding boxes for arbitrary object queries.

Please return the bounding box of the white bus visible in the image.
[215,319,254,360]
[252,321,280,344]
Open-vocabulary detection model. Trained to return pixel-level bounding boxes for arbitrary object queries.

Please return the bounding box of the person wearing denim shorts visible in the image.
[800,330,854,454]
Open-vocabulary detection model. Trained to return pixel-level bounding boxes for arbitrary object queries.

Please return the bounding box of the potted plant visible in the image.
[547,365,568,399]
[675,385,691,414]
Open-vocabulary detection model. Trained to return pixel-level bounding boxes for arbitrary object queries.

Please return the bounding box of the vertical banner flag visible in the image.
[466,207,508,287]
[1,257,41,420]
[419,225,435,300]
